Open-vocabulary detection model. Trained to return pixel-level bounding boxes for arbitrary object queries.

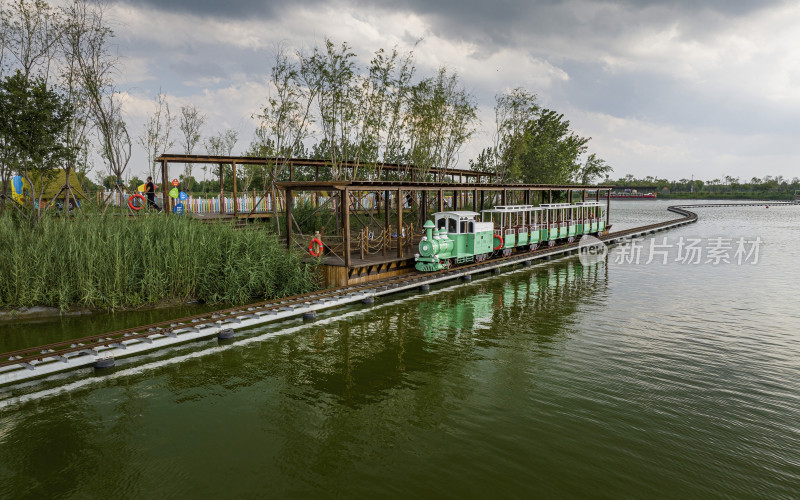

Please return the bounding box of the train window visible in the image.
[460,221,468,233]
[468,221,474,233]
[437,218,446,230]
[448,218,458,234]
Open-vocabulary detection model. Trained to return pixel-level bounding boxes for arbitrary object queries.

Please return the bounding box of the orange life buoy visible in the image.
[493,234,503,251]
[308,237,323,257]
[128,193,145,211]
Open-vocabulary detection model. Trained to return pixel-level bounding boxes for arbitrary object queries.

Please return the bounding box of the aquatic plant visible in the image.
[0,212,319,311]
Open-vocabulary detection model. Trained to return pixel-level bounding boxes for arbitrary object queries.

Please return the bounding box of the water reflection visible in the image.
[0,260,612,497]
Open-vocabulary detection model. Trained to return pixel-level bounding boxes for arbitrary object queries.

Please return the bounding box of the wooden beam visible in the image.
[161,159,169,213]
[232,161,238,217]
[219,163,224,214]
[343,188,351,268]
[285,188,293,249]
[384,190,390,231]
[397,188,403,258]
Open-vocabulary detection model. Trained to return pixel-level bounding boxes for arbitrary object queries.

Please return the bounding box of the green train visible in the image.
[415,202,606,272]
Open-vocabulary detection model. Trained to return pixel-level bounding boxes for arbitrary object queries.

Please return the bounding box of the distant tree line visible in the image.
[613,174,800,199]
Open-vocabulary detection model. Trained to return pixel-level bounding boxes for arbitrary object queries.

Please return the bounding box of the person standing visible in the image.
[145,176,158,210]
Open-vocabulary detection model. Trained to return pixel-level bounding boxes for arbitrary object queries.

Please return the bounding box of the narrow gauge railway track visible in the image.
[0,204,719,385]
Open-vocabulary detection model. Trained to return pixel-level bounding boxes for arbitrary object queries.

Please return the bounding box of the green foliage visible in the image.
[473,89,611,185]
[614,174,800,199]
[0,70,76,219]
[407,67,478,177]
[513,109,588,184]
[0,212,319,311]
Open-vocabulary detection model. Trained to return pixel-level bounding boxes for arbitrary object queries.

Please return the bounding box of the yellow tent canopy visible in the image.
[12,170,88,202]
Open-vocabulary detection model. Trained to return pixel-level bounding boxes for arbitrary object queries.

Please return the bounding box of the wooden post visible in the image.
[453,189,459,210]
[397,188,403,258]
[161,159,169,212]
[568,190,572,203]
[219,163,224,214]
[480,190,485,211]
[384,190,390,232]
[285,188,293,249]
[596,189,601,202]
[438,189,444,212]
[501,189,507,205]
[342,188,351,268]
[582,189,586,202]
[472,189,478,212]
[289,162,294,181]
[232,161,238,217]
[421,190,428,223]
[548,190,552,204]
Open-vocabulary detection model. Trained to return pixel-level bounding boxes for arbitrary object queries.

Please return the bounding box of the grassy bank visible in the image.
[0,212,319,311]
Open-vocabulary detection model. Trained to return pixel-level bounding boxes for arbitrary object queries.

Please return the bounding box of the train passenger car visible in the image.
[414,202,608,272]
[481,205,544,255]
[573,201,606,234]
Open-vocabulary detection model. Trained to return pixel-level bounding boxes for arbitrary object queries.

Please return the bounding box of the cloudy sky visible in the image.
[105,0,800,182]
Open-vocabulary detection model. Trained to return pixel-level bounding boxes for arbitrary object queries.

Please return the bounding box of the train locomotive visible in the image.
[414,201,606,272]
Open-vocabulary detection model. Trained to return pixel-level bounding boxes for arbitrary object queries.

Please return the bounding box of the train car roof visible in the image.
[483,204,543,213]
[432,211,480,218]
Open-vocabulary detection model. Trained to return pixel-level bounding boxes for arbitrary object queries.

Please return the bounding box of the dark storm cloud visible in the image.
[109,0,285,19]
[110,0,784,23]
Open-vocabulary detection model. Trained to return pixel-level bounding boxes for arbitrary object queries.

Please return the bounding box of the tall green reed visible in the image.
[0,212,319,311]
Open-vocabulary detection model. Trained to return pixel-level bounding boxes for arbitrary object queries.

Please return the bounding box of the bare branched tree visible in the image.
[137,90,174,181]
[178,103,205,180]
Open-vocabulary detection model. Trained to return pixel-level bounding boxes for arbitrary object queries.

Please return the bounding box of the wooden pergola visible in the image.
[154,154,495,216]
[276,180,613,268]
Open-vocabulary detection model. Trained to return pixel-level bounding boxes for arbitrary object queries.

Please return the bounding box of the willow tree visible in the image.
[299,38,360,180]
[359,45,416,177]
[252,43,315,228]
[406,67,477,180]
[515,109,589,185]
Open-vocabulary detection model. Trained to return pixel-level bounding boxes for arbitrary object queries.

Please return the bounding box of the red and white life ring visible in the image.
[128,193,145,211]
[308,238,324,257]
[493,234,504,251]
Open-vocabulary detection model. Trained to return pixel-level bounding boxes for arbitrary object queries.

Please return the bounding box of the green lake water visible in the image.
[1,200,798,498]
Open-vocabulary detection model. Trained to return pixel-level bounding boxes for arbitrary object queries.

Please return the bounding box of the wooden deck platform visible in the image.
[317,252,417,288]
